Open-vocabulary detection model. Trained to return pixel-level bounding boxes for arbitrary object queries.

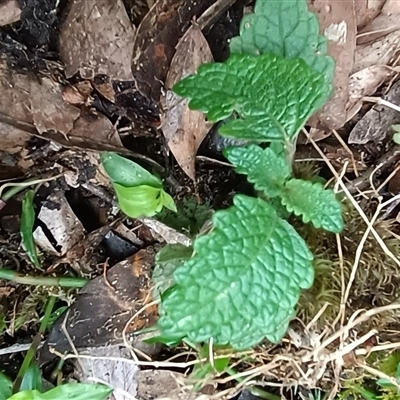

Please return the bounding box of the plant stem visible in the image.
[13,296,56,393]
[0,268,88,288]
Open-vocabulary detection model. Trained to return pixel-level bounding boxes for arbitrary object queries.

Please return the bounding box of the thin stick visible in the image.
[331,129,359,176]
[302,129,400,268]
[362,96,400,113]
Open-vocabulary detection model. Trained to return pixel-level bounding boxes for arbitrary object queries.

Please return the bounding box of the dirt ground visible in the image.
[1,0,400,399]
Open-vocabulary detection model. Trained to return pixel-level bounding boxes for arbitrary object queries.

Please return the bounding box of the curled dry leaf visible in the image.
[307,0,356,131]
[161,25,213,180]
[59,0,135,81]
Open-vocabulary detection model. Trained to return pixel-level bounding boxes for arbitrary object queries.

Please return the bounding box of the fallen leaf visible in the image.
[349,79,400,144]
[357,0,400,45]
[307,0,357,130]
[0,58,80,137]
[75,345,139,400]
[131,0,216,104]
[161,25,213,180]
[355,0,386,31]
[33,192,85,256]
[59,0,135,81]
[347,65,400,118]
[353,30,400,73]
[40,249,158,363]
[0,0,21,27]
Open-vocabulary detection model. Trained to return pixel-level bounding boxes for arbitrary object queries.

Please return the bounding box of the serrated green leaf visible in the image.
[155,244,194,265]
[152,244,193,299]
[101,152,162,188]
[158,195,314,349]
[20,190,41,270]
[0,371,12,400]
[114,184,174,218]
[224,145,290,197]
[8,383,112,400]
[229,0,334,90]
[173,53,327,142]
[280,179,343,233]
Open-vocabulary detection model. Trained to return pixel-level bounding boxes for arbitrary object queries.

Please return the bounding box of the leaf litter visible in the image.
[1,0,400,399]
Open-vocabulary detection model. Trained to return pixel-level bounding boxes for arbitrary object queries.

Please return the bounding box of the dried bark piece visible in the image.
[161,26,213,180]
[59,0,135,80]
[307,0,357,130]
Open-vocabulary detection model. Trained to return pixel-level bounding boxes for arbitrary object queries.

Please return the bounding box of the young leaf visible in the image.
[114,184,176,218]
[224,145,290,197]
[158,195,314,349]
[20,190,41,270]
[20,363,42,392]
[0,371,12,400]
[173,53,327,142]
[101,152,177,218]
[280,179,343,233]
[101,152,162,188]
[8,383,112,400]
[229,0,334,90]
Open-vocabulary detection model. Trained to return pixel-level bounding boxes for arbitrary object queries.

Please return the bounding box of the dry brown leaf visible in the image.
[353,30,400,72]
[40,250,158,363]
[357,0,400,44]
[161,26,213,180]
[349,79,400,144]
[347,65,400,118]
[0,0,21,26]
[0,58,80,138]
[33,192,85,256]
[307,0,357,130]
[131,0,215,104]
[355,0,386,31]
[0,56,124,154]
[59,0,135,80]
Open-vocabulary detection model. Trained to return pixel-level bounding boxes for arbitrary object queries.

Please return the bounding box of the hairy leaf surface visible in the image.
[224,145,290,197]
[229,0,334,90]
[158,195,314,349]
[173,53,327,141]
[281,179,343,233]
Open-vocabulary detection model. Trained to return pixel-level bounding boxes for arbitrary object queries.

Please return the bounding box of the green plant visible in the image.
[101,152,176,218]
[154,0,343,349]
